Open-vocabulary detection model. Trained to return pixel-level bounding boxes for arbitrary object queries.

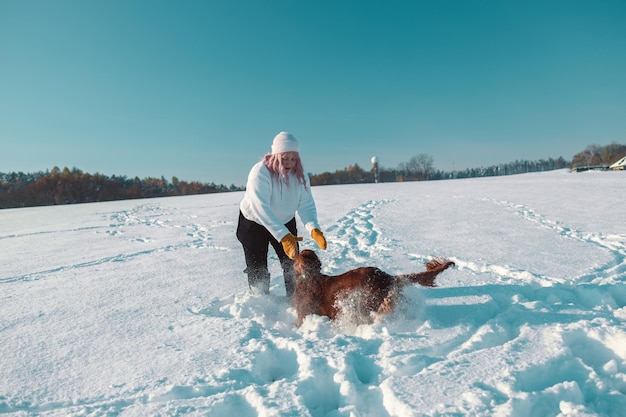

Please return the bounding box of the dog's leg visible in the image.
[377,286,400,315]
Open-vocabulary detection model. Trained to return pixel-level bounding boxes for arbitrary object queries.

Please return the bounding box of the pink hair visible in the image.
[263,153,307,189]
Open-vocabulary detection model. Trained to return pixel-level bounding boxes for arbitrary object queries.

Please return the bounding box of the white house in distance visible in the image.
[609,156,626,170]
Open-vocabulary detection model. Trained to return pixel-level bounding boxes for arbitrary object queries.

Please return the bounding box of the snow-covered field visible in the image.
[2,169,625,417]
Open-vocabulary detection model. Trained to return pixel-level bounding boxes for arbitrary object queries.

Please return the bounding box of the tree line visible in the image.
[0,167,242,209]
[309,155,570,186]
[2,143,623,209]
[308,141,625,186]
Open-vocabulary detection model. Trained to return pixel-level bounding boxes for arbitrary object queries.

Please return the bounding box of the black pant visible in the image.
[236,211,297,297]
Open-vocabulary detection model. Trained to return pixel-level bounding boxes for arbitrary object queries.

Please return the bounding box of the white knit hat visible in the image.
[271,132,300,154]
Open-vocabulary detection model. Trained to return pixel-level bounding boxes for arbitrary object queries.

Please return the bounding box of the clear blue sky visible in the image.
[2,0,625,186]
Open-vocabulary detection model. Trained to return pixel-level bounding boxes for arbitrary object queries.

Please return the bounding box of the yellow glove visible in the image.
[281,233,303,259]
[311,229,327,250]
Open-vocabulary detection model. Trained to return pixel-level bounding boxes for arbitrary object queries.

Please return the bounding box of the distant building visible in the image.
[609,155,626,171]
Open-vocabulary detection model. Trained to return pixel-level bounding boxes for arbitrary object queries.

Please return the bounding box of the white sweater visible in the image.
[239,161,320,241]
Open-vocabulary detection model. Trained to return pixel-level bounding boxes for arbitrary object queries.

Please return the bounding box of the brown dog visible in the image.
[292,249,455,326]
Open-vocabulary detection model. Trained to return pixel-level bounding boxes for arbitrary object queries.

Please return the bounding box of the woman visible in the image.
[237,132,327,298]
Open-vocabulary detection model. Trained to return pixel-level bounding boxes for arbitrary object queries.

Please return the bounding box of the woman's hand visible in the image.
[281,233,303,259]
[311,229,327,250]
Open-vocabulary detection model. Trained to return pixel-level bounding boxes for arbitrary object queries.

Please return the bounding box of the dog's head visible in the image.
[293,249,322,279]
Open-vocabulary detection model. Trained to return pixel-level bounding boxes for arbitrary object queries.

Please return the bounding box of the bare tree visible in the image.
[406,154,434,180]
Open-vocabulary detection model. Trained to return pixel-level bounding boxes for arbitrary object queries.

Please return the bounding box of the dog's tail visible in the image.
[399,258,455,287]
